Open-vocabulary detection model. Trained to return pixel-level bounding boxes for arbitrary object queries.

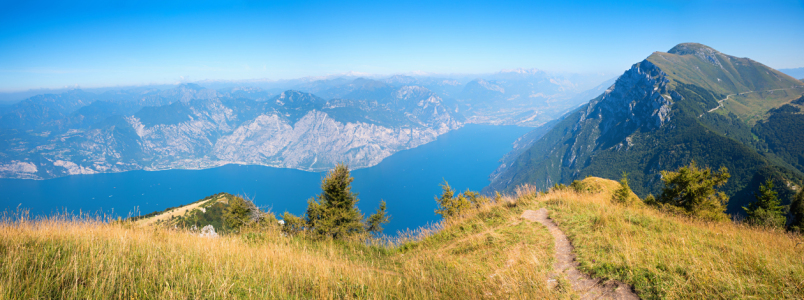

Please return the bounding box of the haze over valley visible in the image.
[0,70,611,180]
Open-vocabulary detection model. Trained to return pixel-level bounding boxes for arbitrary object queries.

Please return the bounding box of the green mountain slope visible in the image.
[753,96,804,172]
[486,43,804,216]
[647,43,804,123]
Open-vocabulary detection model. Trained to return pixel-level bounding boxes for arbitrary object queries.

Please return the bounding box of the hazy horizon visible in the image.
[0,68,616,93]
[2,0,803,91]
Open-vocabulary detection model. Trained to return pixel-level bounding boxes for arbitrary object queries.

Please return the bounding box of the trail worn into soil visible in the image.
[522,209,639,300]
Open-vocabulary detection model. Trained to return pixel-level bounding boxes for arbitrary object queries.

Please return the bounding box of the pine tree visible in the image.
[305,163,365,239]
[612,172,636,205]
[743,179,786,228]
[659,161,730,221]
[435,181,471,218]
[365,200,390,233]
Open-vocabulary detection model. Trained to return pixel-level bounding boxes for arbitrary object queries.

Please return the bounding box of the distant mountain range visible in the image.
[779,67,804,81]
[487,43,804,216]
[0,70,611,179]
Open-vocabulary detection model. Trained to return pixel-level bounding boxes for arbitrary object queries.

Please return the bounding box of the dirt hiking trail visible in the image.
[522,208,639,300]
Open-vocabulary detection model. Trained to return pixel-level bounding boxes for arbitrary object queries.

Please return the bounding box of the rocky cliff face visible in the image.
[584,60,676,151]
[210,110,452,171]
[0,85,460,179]
[486,59,679,189]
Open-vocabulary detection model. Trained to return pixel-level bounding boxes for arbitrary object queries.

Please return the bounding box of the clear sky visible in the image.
[1,0,802,91]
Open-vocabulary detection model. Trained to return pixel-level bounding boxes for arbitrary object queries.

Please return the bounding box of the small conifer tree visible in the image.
[305,163,366,239]
[612,172,636,205]
[365,200,390,233]
[435,181,471,218]
[281,163,392,239]
[743,179,786,228]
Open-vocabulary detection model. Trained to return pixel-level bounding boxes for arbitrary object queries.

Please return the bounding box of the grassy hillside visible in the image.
[647,43,804,123]
[0,194,562,299]
[131,192,238,232]
[530,177,804,299]
[648,43,802,96]
[2,177,802,299]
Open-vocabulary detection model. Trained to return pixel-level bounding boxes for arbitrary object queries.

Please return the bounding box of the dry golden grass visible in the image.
[0,195,564,299]
[523,177,804,299]
[6,176,796,299]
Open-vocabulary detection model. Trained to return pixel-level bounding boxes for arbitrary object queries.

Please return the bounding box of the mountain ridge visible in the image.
[486,43,804,216]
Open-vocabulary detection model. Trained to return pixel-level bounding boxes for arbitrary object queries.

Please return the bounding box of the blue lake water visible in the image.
[0,124,532,234]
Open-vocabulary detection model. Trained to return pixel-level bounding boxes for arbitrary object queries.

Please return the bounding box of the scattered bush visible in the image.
[463,190,491,209]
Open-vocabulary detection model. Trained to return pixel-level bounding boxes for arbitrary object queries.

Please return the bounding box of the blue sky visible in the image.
[1,0,803,91]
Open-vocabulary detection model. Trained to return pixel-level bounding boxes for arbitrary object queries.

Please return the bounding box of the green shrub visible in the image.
[659,161,731,222]
[435,181,471,218]
[280,211,306,235]
[224,196,257,231]
[644,194,657,206]
[462,190,491,209]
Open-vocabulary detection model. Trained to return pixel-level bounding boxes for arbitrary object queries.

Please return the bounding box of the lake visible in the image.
[0,124,532,234]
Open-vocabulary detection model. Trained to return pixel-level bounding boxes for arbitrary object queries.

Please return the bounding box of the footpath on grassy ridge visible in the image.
[4,175,802,299]
[522,208,639,300]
